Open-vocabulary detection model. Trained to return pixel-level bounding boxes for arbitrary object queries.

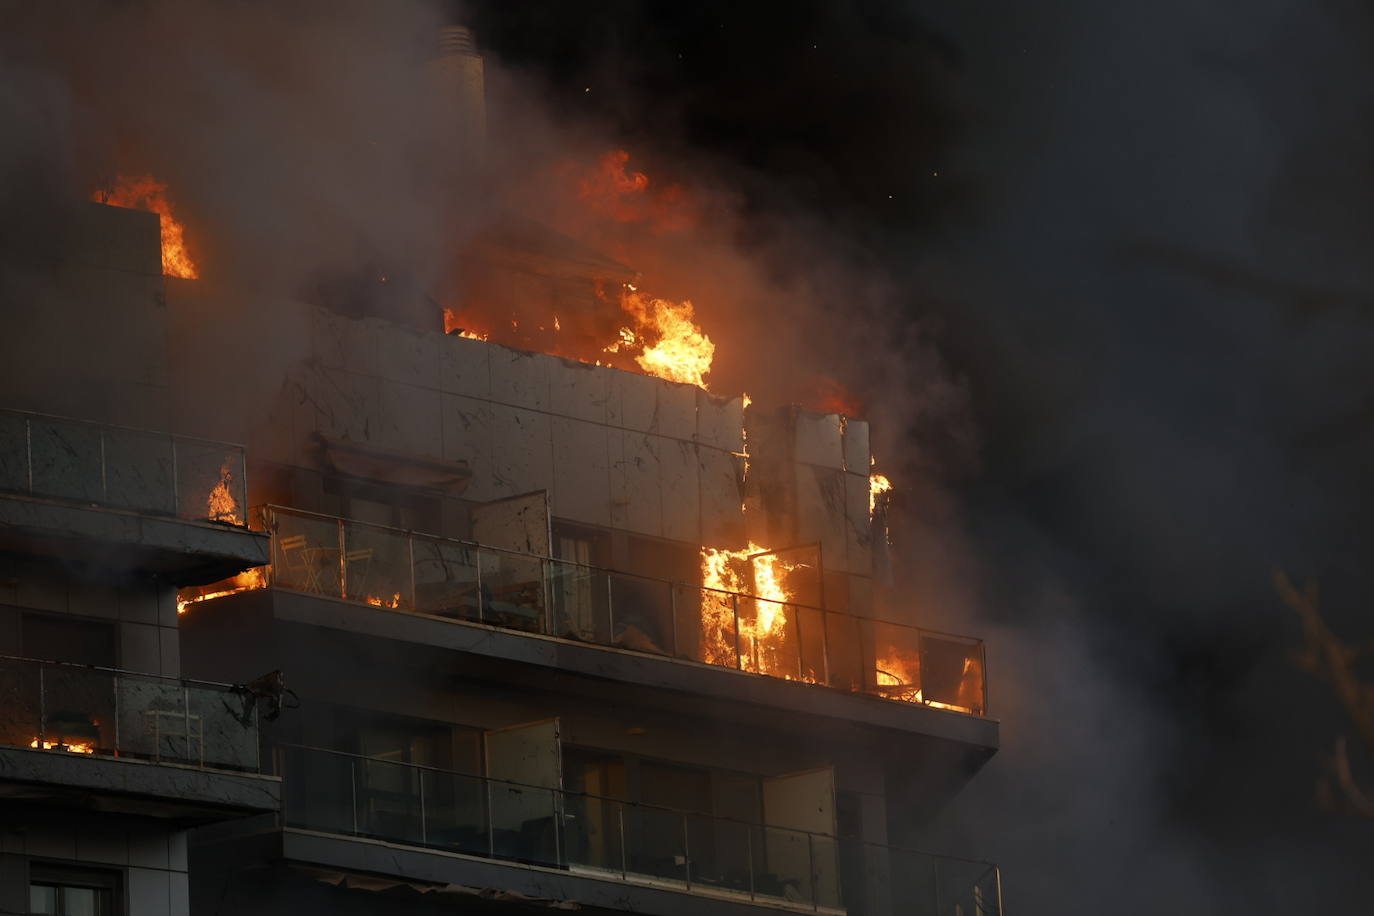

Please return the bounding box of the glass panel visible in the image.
[189,683,256,770]
[762,825,814,905]
[422,767,489,856]
[0,658,40,749]
[62,886,98,916]
[29,885,57,915]
[796,604,827,685]
[478,550,545,633]
[698,589,740,670]
[624,806,687,885]
[29,418,103,505]
[412,538,480,620]
[176,440,243,523]
[608,571,674,656]
[549,560,610,643]
[811,833,842,909]
[103,428,175,515]
[919,635,986,715]
[564,794,625,875]
[280,746,357,835]
[40,666,113,754]
[739,597,799,680]
[0,412,31,494]
[870,620,922,703]
[116,676,188,762]
[825,612,864,693]
[671,583,706,662]
[269,510,343,597]
[489,781,559,866]
[359,754,423,845]
[342,520,411,609]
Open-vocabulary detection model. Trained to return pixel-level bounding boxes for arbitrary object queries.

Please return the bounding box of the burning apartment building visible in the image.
[0,22,1001,916]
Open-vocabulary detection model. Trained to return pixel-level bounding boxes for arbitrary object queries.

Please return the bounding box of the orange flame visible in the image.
[177,567,267,614]
[443,308,490,340]
[875,650,982,714]
[365,592,402,609]
[869,472,893,517]
[611,288,715,389]
[31,738,94,754]
[207,461,242,525]
[92,176,199,279]
[700,542,802,677]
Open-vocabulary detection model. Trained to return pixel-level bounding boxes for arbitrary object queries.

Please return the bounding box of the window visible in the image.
[29,865,119,916]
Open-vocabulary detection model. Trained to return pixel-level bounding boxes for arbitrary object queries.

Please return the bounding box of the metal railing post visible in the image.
[408,534,417,611]
[37,663,45,749]
[485,776,495,856]
[98,428,107,503]
[682,813,691,889]
[618,804,628,879]
[606,572,615,640]
[476,548,485,623]
[170,438,179,517]
[24,417,33,492]
[337,518,347,597]
[350,758,359,835]
[732,595,743,670]
[113,670,120,757]
[239,448,248,524]
[418,764,427,845]
[183,685,193,766]
[552,786,563,867]
[668,584,678,656]
[746,826,755,900]
[809,832,818,911]
[995,866,1004,916]
[794,604,805,681]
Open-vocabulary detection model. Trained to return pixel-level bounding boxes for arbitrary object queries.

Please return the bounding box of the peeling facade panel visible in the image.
[794,410,844,470]
[607,366,658,432]
[441,392,496,501]
[655,381,697,441]
[696,390,744,453]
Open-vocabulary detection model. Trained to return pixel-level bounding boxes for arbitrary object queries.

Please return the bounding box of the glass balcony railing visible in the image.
[278,744,1002,916]
[182,506,988,716]
[0,656,261,771]
[0,408,249,525]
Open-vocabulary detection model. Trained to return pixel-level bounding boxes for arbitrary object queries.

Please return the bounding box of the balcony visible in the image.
[272,744,1001,916]
[0,656,279,822]
[182,507,989,721]
[0,408,268,583]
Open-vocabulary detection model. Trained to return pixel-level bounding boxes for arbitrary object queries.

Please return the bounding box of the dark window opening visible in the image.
[29,864,120,916]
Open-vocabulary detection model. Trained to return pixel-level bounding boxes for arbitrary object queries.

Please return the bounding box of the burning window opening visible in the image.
[91,175,199,279]
[700,542,813,679]
[869,471,893,518]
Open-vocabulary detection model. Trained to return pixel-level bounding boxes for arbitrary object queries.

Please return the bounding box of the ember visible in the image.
[91,175,199,279]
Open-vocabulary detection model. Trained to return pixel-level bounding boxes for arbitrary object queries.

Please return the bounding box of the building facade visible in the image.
[0,31,1000,916]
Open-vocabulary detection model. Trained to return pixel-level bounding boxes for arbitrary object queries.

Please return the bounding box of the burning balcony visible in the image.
[0,656,279,822]
[270,743,1001,916]
[0,408,268,583]
[180,506,988,717]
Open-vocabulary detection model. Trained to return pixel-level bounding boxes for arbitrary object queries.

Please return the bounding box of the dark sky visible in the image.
[464,2,1374,912]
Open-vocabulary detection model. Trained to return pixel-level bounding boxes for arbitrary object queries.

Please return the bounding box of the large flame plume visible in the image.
[700,542,804,677]
[609,288,715,388]
[92,176,199,279]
